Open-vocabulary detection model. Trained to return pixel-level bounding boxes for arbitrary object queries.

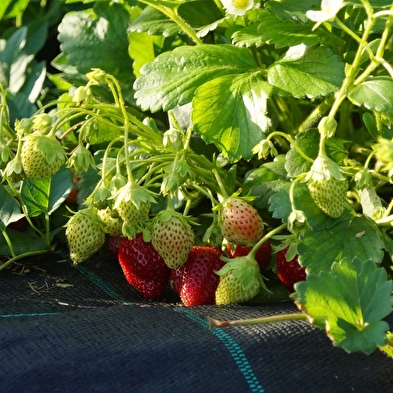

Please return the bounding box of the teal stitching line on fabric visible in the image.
[173,308,264,393]
[0,312,60,318]
[57,249,128,302]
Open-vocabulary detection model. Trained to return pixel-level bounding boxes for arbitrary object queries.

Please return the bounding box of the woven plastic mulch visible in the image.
[1,249,392,393]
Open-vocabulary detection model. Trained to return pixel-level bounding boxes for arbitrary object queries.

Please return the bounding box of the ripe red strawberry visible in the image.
[226,238,272,272]
[65,174,79,205]
[276,247,306,292]
[118,233,170,300]
[170,246,225,306]
[220,198,264,247]
[8,216,28,232]
[151,209,195,269]
[21,133,66,180]
[65,207,106,263]
[8,198,28,232]
[107,235,124,257]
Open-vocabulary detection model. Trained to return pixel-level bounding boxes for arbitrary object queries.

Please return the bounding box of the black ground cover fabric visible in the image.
[1,250,393,392]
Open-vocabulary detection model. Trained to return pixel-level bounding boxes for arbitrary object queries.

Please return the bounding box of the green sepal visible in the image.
[293,257,393,355]
[154,207,198,228]
[31,134,67,165]
[113,181,157,210]
[217,255,264,292]
[305,152,345,182]
[64,205,105,230]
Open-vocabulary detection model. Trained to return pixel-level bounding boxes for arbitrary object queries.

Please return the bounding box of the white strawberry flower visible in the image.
[306,0,344,29]
[220,0,254,16]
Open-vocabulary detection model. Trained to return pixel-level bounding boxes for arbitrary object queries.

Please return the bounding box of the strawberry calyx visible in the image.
[217,254,268,293]
[305,152,345,183]
[65,205,106,231]
[153,207,197,229]
[215,254,267,305]
[26,133,66,166]
[112,181,156,238]
[112,181,157,210]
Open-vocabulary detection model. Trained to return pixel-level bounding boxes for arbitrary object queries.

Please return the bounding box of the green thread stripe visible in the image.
[57,249,129,302]
[174,308,264,393]
[0,312,59,318]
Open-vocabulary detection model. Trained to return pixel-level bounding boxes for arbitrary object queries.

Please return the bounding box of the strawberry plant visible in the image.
[1,0,393,357]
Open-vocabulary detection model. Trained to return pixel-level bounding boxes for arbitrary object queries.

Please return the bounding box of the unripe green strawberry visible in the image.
[220,198,264,247]
[21,133,66,180]
[308,177,348,218]
[151,209,195,269]
[116,199,150,226]
[65,207,106,263]
[97,207,123,237]
[112,182,155,238]
[215,256,261,305]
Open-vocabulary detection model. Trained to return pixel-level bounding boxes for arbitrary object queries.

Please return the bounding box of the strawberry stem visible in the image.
[104,74,135,184]
[212,169,229,200]
[266,131,314,162]
[0,249,51,272]
[207,312,308,329]
[248,223,287,260]
[0,229,16,258]
[289,173,307,211]
[138,0,203,45]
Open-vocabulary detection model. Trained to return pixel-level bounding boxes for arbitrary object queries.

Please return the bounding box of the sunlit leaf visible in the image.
[0,185,24,231]
[20,166,74,217]
[348,77,393,112]
[134,44,260,112]
[192,73,272,161]
[294,257,392,354]
[129,6,181,37]
[268,45,345,99]
[298,215,385,272]
[257,10,344,49]
[58,2,133,81]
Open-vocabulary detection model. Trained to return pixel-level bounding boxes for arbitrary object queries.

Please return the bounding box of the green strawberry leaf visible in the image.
[57,2,133,81]
[20,166,74,217]
[257,10,345,49]
[268,181,339,230]
[134,44,260,112]
[358,186,383,218]
[369,0,393,5]
[86,118,123,145]
[0,184,24,231]
[267,45,345,99]
[348,76,393,112]
[244,155,288,190]
[0,227,48,256]
[177,0,224,34]
[192,73,272,161]
[294,257,392,354]
[231,23,264,48]
[129,30,164,78]
[129,6,182,37]
[285,128,319,178]
[253,179,290,212]
[0,0,29,20]
[298,215,385,272]
[265,0,321,24]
